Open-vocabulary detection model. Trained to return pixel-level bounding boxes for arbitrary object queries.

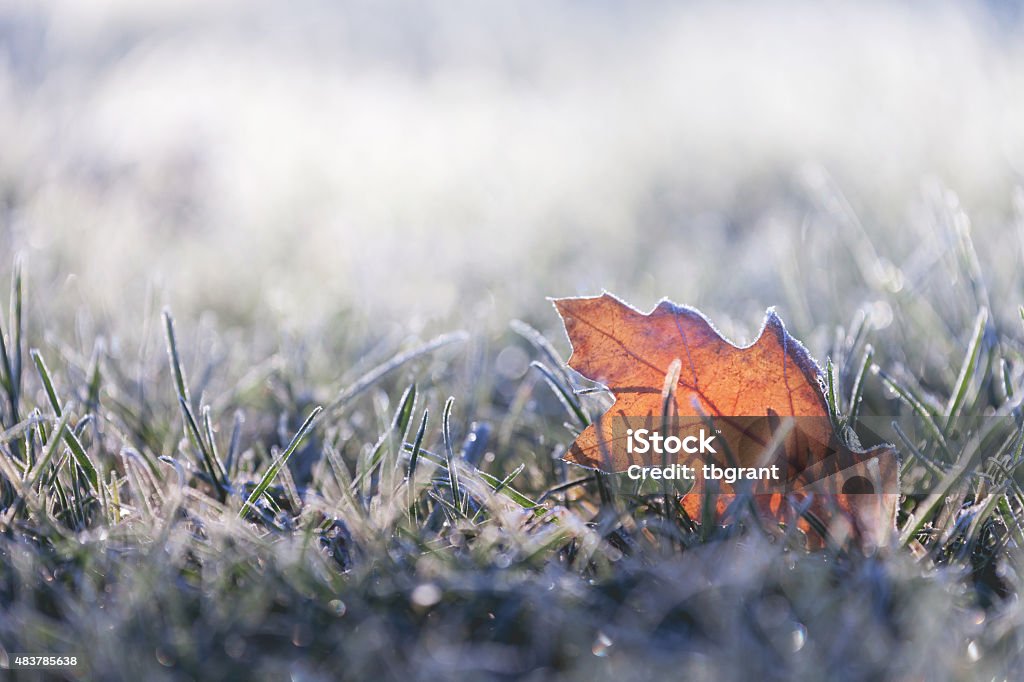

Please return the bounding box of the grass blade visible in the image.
[900,459,974,546]
[875,366,953,461]
[10,260,21,396]
[847,344,873,427]
[530,361,589,427]
[5,260,23,422]
[511,319,576,387]
[441,397,463,515]
[179,397,228,502]
[318,332,467,424]
[0,301,13,421]
[163,310,228,500]
[226,410,245,479]
[351,384,417,490]
[944,307,987,431]
[824,357,843,432]
[239,405,322,519]
[393,384,417,443]
[407,408,429,519]
[31,349,62,417]
[31,351,99,491]
[162,310,192,407]
[62,426,99,493]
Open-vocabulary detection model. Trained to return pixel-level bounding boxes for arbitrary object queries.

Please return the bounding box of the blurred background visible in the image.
[4,6,1024,678]
[1,0,1023,345]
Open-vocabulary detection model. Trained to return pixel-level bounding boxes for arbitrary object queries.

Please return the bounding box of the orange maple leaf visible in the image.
[553,293,900,549]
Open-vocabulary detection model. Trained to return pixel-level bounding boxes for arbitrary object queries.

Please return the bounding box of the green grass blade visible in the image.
[163,311,228,500]
[661,358,681,519]
[824,357,843,432]
[28,408,73,488]
[351,384,417,491]
[441,397,463,515]
[180,398,228,501]
[847,344,873,427]
[472,465,526,522]
[162,310,192,407]
[0,302,13,417]
[323,441,364,518]
[943,307,987,431]
[401,443,542,514]
[407,408,429,519]
[875,366,953,460]
[30,350,98,491]
[239,405,322,519]
[31,349,62,417]
[892,421,946,477]
[226,410,244,480]
[86,340,104,413]
[511,318,576,387]
[63,424,99,493]
[900,459,975,546]
[9,259,22,418]
[489,463,526,498]
[1000,358,1014,403]
[318,331,467,424]
[530,361,589,427]
[394,383,417,442]
[202,405,229,482]
[477,469,539,512]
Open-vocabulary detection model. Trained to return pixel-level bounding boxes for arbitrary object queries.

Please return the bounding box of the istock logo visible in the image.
[625,428,717,455]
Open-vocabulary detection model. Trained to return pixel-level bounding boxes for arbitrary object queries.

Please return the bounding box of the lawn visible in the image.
[2,3,1024,681]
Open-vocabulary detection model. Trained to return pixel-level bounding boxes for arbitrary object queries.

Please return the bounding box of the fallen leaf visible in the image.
[552,293,899,549]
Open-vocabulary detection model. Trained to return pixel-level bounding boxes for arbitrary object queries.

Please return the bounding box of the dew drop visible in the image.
[791,624,807,652]
[328,599,347,617]
[592,631,613,657]
[155,647,175,667]
[411,583,442,608]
